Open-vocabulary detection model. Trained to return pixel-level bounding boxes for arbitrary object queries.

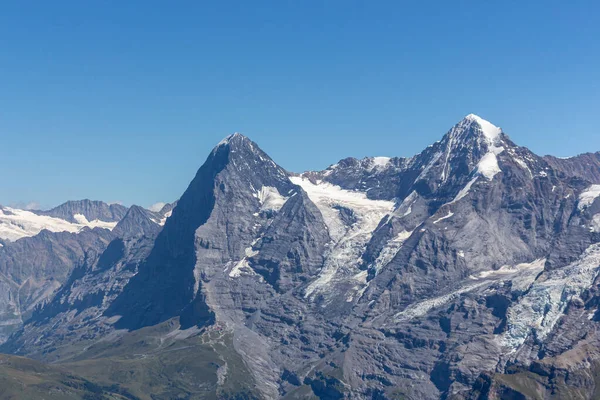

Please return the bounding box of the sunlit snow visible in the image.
[500,245,600,353]
[591,214,600,233]
[433,211,454,224]
[255,186,289,212]
[578,185,600,210]
[0,207,117,242]
[290,176,395,299]
[394,259,546,323]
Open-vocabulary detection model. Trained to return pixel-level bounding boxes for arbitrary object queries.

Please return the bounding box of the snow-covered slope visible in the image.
[290,176,395,300]
[0,206,118,242]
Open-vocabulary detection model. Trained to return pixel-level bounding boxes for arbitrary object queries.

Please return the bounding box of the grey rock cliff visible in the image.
[4,118,600,399]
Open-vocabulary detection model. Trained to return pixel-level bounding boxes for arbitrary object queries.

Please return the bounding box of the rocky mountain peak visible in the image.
[441,113,505,151]
[214,132,254,152]
[105,133,300,330]
[205,133,293,195]
[4,116,600,400]
[112,205,162,238]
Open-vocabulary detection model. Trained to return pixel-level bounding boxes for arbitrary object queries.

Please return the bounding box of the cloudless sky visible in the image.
[1,1,599,209]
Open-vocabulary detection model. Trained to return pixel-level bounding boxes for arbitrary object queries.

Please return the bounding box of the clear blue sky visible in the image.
[1,1,599,209]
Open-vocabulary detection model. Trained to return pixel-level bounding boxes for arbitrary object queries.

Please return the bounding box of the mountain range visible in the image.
[1,114,600,399]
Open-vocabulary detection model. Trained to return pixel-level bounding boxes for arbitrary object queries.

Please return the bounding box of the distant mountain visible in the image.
[3,117,600,399]
[543,152,600,182]
[35,199,128,223]
[0,199,171,344]
[0,199,126,243]
[0,228,114,343]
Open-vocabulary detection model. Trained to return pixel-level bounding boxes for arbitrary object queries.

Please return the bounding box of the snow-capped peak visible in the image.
[463,114,502,143]
[442,114,503,149]
[433,114,506,184]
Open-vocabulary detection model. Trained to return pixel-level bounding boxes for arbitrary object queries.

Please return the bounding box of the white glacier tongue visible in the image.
[0,206,117,242]
[499,244,600,353]
[392,259,545,323]
[289,176,395,299]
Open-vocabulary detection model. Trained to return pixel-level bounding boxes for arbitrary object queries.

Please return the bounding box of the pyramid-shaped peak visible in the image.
[438,114,504,150]
[207,132,289,183]
[461,114,502,142]
[217,132,250,147]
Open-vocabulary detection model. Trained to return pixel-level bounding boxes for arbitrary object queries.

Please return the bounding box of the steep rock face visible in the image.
[286,115,600,398]
[106,134,323,330]
[544,152,600,183]
[100,134,334,398]
[111,205,163,237]
[335,117,600,398]
[1,205,164,359]
[244,190,329,293]
[3,117,600,400]
[0,200,132,344]
[0,228,114,343]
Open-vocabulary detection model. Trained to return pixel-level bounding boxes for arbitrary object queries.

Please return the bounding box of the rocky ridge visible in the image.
[2,117,600,399]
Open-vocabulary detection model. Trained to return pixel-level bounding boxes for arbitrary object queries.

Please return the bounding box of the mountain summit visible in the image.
[106,133,305,331]
[3,116,600,399]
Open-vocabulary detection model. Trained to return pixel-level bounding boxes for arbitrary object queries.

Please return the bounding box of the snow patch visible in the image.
[395,191,417,219]
[369,157,391,171]
[513,157,533,178]
[229,242,260,278]
[256,186,289,212]
[464,114,504,181]
[216,132,244,147]
[578,185,600,210]
[395,281,490,322]
[416,151,443,182]
[469,259,545,292]
[590,214,600,233]
[477,152,501,180]
[73,214,119,230]
[290,177,394,242]
[433,211,454,224]
[158,210,173,226]
[346,270,369,302]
